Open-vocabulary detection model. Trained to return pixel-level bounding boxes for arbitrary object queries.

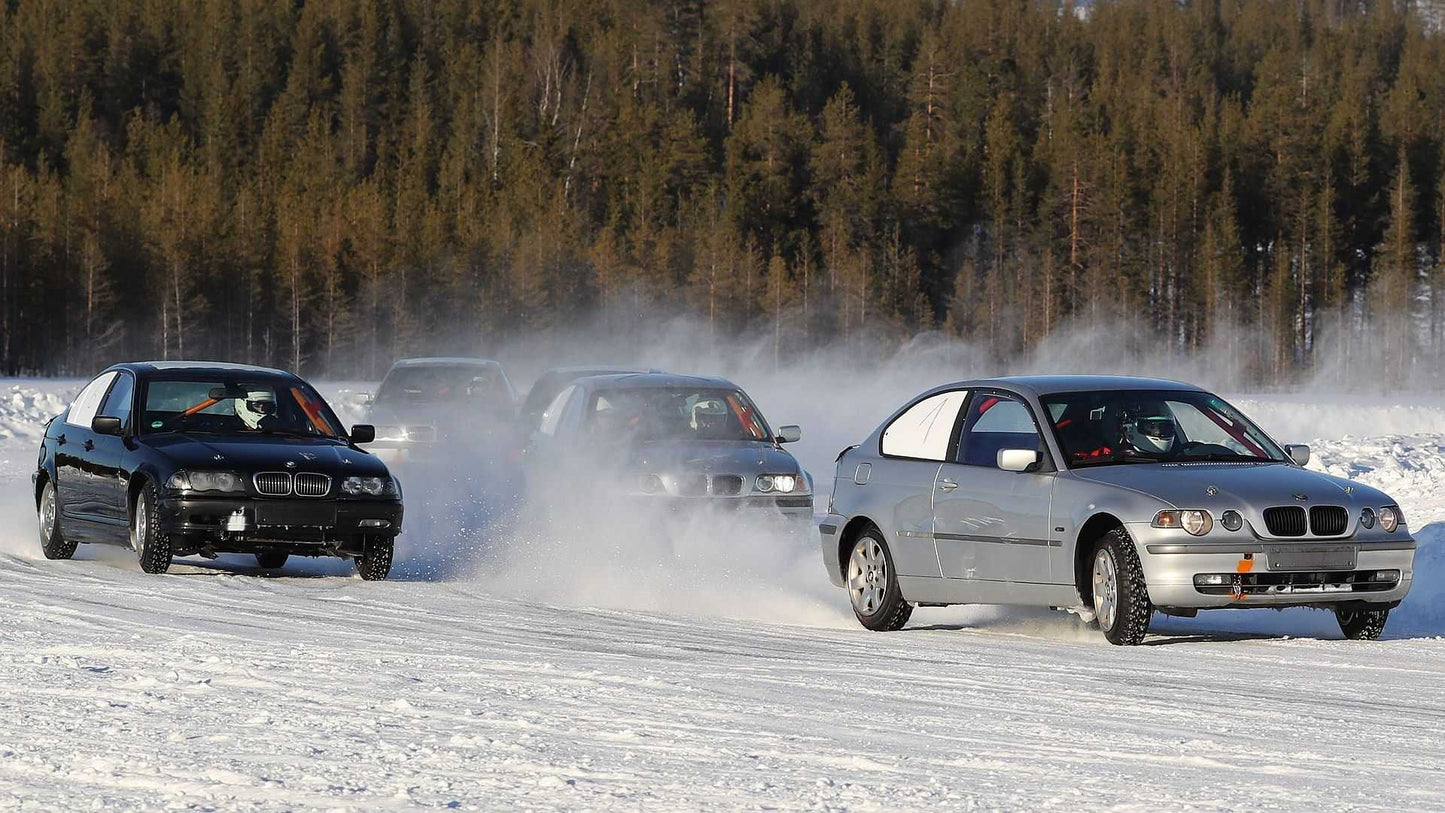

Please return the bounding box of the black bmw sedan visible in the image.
[32,361,403,579]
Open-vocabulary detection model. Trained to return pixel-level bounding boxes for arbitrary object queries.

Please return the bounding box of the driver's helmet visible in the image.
[236,389,277,430]
[1123,408,1177,454]
[690,399,728,437]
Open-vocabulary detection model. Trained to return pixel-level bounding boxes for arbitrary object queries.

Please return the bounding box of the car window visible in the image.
[141,379,342,437]
[583,387,770,443]
[65,372,118,429]
[538,385,576,436]
[1042,389,1283,467]
[880,390,967,461]
[956,394,1042,468]
[99,372,135,430]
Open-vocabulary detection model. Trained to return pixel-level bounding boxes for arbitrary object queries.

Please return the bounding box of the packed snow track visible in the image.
[2,380,1443,810]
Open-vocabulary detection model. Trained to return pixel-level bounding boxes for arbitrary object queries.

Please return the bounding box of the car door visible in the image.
[872,389,969,577]
[91,371,137,525]
[55,371,117,523]
[933,391,1056,583]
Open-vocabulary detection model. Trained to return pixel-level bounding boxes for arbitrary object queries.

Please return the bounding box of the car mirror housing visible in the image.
[997,448,1039,472]
[91,415,124,436]
[1285,443,1310,466]
[776,425,802,444]
[350,424,376,444]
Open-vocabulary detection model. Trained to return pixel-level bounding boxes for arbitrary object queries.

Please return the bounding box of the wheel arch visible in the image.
[127,470,155,518]
[837,515,882,578]
[1074,512,1125,604]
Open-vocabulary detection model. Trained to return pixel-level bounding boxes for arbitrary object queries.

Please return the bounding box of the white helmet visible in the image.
[236,389,277,430]
[1125,412,1177,455]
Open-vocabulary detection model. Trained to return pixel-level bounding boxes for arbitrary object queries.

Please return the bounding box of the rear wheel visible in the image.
[354,537,393,581]
[1336,606,1389,640]
[132,483,172,575]
[1091,528,1152,646]
[255,552,289,570]
[846,529,912,631]
[38,480,76,560]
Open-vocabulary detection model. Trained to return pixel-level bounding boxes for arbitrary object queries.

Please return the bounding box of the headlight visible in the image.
[1153,509,1213,536]
[1380,505,1402,533]
[341,476,399,497]
[1360,507,1376,529]
[756,473,807,494]
[166,470,245,493]
[638,474,665,494]
[373,425,405,442]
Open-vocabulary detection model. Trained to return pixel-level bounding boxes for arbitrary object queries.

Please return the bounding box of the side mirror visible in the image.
[92,415,124,436]
[1285,444,1310,467]
[350,424,376,445]
[776,425,802,444]
[998,448,1039,472]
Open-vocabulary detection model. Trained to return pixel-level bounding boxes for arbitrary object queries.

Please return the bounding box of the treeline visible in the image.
[3,0,1445,382]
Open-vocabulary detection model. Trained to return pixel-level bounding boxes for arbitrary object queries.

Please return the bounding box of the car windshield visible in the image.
[584,387,770,443]
[1042,389,1284,467]
[376,365,511,409]
[141,379,343,437]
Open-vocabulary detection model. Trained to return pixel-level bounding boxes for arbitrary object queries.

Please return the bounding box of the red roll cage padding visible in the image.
[290,387,338,436]
[179,397,221,417]
[1200,405,1266,457]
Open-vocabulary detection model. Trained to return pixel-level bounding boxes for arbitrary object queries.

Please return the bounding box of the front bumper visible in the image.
[159,495,403,548]
[1129,521,1415,609]
[638,494,814,518]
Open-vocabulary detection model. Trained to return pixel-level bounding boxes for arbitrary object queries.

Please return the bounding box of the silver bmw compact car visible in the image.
[820,376,1416,645]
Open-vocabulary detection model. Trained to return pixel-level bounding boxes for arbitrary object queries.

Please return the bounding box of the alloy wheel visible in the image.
[1092,548,1119,632]
[847,537,888,616]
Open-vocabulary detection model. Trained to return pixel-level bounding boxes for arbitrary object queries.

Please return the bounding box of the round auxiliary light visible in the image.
[1380,506,1401,533]
[639,474,665,494]
[1360,507,1376,530]
[1220,510,1243,532]
[1180,510,1213,536]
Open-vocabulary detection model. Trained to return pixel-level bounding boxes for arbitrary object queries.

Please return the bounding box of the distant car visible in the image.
[519,366,645,432]
[821,376,1416,644]
[32,362,402,578]
[526,373,812,518]
[365,357,519,465]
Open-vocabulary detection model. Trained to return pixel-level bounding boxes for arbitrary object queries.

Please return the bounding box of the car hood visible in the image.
[627,440,801,476]
[142,434,389,477]
[1069,462,1393,511]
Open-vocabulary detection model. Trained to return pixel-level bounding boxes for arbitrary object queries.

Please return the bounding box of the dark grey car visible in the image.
[820,376,1415,644]
[526,373,812,518]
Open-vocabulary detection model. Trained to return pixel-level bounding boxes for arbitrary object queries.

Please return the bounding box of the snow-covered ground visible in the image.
[1,378,1443,810]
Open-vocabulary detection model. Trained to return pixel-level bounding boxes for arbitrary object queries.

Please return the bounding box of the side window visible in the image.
[957,394,1043,468]
[65,372,118,429]
[880,390,967,461]
[538,385,576,436]
[99,373,135,430]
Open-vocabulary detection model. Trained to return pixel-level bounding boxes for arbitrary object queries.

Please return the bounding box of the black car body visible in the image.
[32,361,402,578]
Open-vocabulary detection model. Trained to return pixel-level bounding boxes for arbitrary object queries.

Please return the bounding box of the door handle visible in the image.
[938,478,958,492]
[57,434,66,446]
[83,439,95,451]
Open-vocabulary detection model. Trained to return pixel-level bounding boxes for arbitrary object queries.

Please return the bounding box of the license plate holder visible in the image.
[254,502,337,528]
[1266,544,1356,571]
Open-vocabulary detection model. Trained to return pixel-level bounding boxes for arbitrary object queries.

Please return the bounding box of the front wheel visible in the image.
[132,483,172,574]
[846,529,912,631]
[1336,606,1389,640]
[1091,528,1152,646]
[38,480,77,560]
[354,537,393,581]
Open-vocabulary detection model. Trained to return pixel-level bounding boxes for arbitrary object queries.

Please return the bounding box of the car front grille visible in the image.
[1263,506,1307,537]
[713,475,744,496]
[293,472,331,497]
[254,472,292,496]
[1309,505,1348,536]
[676,474,709,497]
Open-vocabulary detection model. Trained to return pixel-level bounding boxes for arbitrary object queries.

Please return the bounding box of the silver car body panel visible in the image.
[821,375,1415,611]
